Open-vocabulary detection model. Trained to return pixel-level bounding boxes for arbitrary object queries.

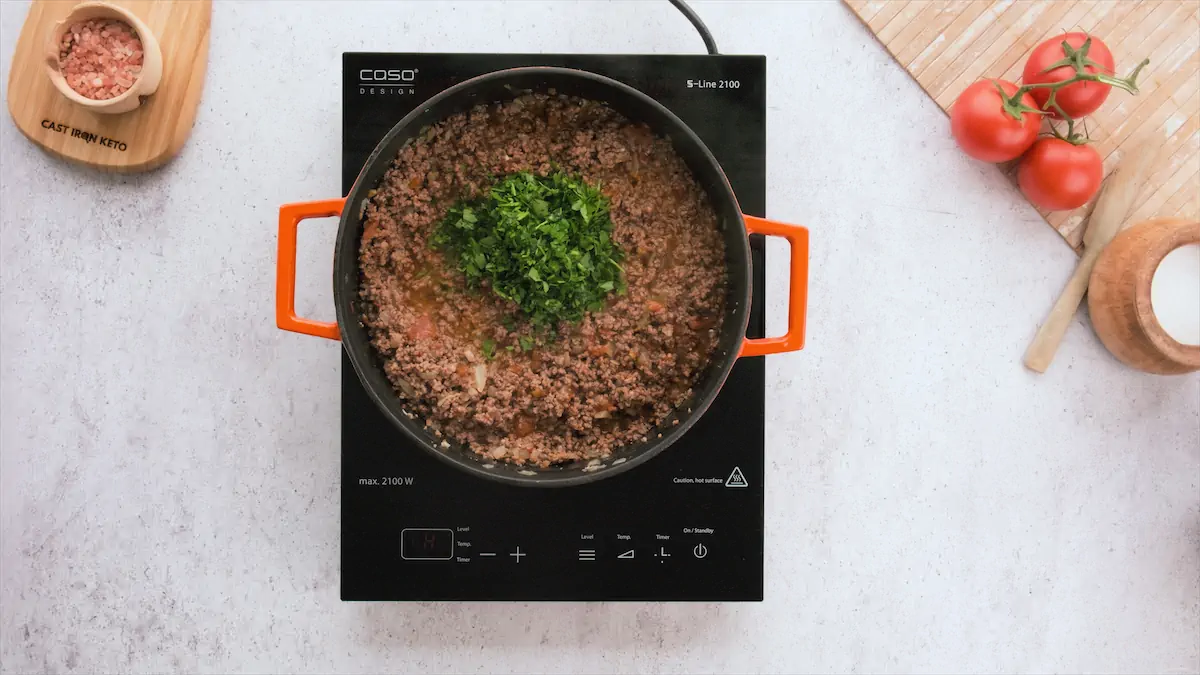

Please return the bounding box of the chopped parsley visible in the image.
[481,338,497,360]
[431,171,626,328]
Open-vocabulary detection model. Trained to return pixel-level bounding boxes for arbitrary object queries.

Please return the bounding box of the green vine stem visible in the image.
[996,35,1150,145]
[994,81,1045,120]
[1046,118,1086,145]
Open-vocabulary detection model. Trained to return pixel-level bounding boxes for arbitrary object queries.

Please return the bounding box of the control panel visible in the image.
[343,515,759,601]
[392,527,720,565]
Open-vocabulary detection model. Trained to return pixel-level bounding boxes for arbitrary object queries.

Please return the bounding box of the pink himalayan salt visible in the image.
[57,18,144,100]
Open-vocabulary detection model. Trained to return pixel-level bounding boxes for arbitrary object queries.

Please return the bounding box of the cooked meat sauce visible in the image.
[358,93,727,466]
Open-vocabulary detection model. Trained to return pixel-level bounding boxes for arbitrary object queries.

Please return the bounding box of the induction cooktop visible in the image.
[341,53,767,601]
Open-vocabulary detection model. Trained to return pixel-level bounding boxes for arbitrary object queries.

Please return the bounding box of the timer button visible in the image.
[693,543,708,559]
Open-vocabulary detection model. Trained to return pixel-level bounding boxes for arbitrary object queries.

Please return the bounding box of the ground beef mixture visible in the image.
[358,93,727,466]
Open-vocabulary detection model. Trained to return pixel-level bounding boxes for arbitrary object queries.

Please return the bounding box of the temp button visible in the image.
[693,543,708,559]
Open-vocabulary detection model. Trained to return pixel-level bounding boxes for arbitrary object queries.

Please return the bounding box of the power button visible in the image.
[693,543,708,559]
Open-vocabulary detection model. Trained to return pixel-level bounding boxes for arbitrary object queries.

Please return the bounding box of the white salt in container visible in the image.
[1089,217,1200,375]
[1151,243,1200,347]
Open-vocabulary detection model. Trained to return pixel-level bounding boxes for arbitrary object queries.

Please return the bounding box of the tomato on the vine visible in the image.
[1022,32,1116,119]
[1017,138,1103,211]
[950,79,1040,162]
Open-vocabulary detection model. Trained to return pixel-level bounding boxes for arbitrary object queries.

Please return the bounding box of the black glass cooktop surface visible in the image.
[341,53,766,601]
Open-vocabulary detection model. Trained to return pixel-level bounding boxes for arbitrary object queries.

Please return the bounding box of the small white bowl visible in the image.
[44,1,163,115]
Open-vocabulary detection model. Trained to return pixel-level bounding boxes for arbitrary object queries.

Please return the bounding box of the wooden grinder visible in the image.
[1089,218,1200,375]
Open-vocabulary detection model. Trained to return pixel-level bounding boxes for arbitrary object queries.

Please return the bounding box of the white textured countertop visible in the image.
[2,1,1198,673]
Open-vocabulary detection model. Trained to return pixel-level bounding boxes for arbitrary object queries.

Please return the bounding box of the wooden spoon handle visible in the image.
[1023,248,1101,373]
[1023,142,1160,374]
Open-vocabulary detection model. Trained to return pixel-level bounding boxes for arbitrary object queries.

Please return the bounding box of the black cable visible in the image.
[668,0,719,55]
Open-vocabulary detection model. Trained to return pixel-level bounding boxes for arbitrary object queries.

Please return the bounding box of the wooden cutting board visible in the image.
[845,0,1199,250]
[6,0,211,172]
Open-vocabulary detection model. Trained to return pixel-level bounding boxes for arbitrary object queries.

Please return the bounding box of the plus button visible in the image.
[509,546,525,563]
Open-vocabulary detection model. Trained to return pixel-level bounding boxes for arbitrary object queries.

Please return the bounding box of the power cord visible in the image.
[668,0,719,55]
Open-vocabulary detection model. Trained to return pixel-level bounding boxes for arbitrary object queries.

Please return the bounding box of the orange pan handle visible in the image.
[739,215,809,358]
[276,198,346,341]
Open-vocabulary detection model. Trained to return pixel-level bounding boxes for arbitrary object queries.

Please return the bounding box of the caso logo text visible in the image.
[358,68,417,96]
[359,69,417,83]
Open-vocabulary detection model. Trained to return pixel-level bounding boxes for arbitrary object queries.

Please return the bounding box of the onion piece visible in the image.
[395,377,417,398]
[473,363,488,392]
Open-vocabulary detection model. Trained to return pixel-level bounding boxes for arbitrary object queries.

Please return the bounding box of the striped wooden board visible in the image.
[845,0,1199,250]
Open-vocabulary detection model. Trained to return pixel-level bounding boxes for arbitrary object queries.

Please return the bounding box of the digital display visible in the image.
[401,528,454,560]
